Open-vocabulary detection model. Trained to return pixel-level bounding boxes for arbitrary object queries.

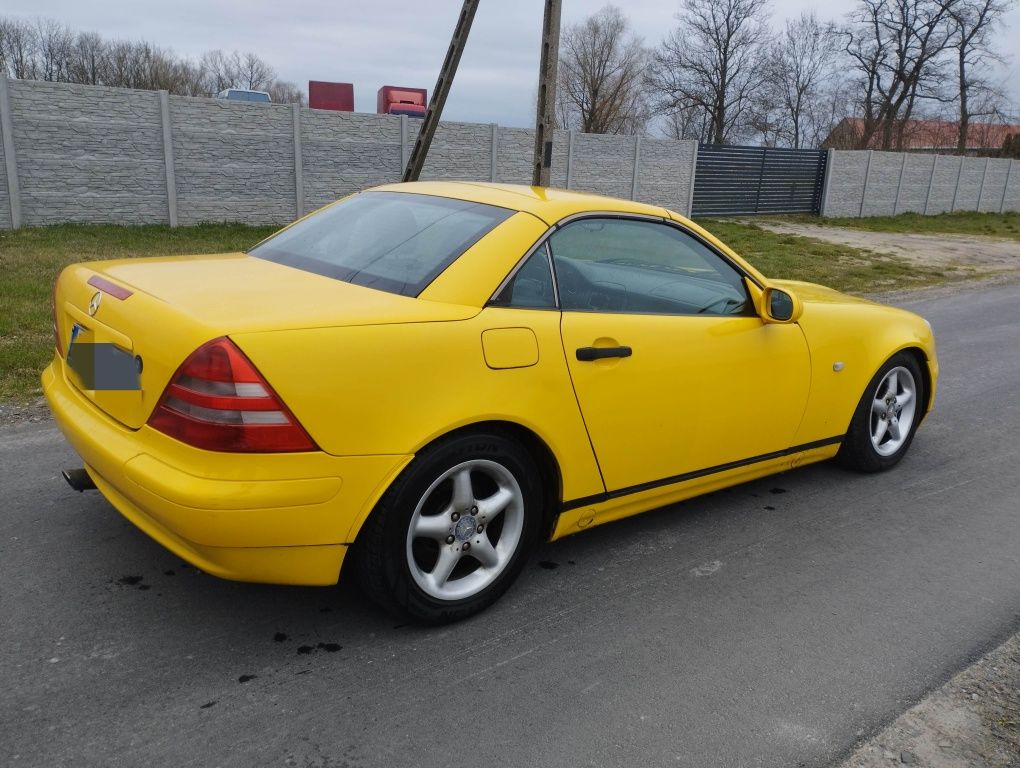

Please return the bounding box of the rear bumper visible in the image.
[43,356,412,585]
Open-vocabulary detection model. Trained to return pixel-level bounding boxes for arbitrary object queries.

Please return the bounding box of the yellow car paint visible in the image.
[43,181,938,587]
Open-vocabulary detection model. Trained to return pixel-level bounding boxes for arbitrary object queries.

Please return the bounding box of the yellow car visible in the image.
[44,182,938,623]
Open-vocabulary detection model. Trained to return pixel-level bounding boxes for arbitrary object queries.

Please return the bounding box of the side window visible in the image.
[548,218,752,316]
[490,245,557,309]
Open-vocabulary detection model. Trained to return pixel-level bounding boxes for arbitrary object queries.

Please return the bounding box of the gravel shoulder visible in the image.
[753,221,1020,274]
[840,631,1020,768]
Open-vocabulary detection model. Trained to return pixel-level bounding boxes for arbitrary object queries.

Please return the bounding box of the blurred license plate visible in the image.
[67,325,140,391]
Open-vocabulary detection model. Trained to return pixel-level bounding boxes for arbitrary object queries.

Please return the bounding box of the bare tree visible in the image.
[267,79,304,105]
[0,17,38,79]
[34,17,73,82]
[766,13,838,148]
[647,0,773,144]
[841,0,961,150]
[67,31,106,85]
[200,49,276,94]
[948,0,1012,153]
[557,5,648,134]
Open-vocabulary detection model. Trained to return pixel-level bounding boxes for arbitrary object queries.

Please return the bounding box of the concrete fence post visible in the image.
[858,150,874,217]
[0,76,23,229]
[892,153,907,216]
[292,104,304,218]
[818,148,835,217]
[490,124,498,182]
[923,155,938,215]
[566,130,575,189]
[630,135,641,200]
[950,156,965,212]
[975,157,989,211]
[1000,159,1014,214]
[157,90,178,228]
[686,142,698,217]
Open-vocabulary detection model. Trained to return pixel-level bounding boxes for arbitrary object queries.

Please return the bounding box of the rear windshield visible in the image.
[249,191,513,296]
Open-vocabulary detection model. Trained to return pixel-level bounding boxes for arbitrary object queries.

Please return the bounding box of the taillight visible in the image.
[148,337,317,453]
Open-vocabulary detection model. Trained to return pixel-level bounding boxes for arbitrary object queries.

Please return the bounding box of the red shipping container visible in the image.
[308,81,355,112]
[377,85,427,117]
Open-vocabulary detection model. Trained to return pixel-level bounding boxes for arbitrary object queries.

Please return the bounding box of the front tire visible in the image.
[352,431,542,624]
[837,352,925,473]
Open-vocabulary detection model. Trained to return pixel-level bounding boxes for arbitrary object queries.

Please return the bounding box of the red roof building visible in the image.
[823,117,1020,152]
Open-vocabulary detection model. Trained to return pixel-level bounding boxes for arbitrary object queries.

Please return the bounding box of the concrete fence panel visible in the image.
[861,151,904,217]
[896,154,936,214]
[300,110,401,214]
[569,132,634,202]
[1002,161,1020,212]
[820,151,870,217]
[0,92,11,229]
[494,127,535,186]
[7,78,1018,229]
[422,120,493,182]
[8,79,168,226]
[637,138,697,215]
[170,96,295,226]
[926,155,963,215]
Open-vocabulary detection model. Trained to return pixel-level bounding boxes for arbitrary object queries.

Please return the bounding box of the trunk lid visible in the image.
[55,253,477,429]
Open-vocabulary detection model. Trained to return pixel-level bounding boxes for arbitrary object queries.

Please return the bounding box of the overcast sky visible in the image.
[4,0,1019,128]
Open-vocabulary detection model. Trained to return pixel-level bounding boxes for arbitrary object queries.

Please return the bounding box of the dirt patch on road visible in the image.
[841,631,1020,767]
[755,222,1020,275]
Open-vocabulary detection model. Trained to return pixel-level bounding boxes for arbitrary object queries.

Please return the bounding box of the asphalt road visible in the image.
[2,281,1019,768]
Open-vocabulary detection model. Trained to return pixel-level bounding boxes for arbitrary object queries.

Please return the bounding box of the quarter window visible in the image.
[490,245,556,309]
[548,218,752,316]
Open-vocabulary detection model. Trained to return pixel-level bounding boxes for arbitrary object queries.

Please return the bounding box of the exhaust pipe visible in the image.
[62,468,97,492]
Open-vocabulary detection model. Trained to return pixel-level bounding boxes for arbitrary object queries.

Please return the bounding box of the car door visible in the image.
[551,215,811,493]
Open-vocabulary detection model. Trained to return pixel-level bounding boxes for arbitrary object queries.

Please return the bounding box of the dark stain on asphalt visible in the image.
[163,570,175,576]
[137,584,151,591]
[567,560,576,565]
[238,675,257,684]
[319,607,332,613]
[539,561,559,570]
[117,575,143,585]
[318,643,342,653]
[297,645,314,655]
[200,701,217,709]
[764,505,776,511]
[273,632,288,643]
[770,488,788,495]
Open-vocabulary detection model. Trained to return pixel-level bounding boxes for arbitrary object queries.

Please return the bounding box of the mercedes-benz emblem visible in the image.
[88,291,102,317]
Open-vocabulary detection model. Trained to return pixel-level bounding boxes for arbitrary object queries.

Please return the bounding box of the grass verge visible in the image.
[697,219,958,293]
[777,210,1020,240]
[0,223,278,403]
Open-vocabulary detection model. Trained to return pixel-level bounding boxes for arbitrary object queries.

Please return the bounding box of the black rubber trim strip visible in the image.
[561,435,845,512]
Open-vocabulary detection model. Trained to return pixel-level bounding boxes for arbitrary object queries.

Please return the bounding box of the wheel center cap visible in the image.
[455,515,477,542]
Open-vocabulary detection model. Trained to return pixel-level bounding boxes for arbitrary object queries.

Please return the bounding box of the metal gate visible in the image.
[691,144,828,217]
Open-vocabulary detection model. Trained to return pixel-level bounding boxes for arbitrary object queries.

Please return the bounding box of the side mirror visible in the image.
[762,287,802,323]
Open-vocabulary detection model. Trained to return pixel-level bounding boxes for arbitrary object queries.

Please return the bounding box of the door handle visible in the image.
[576,346,632,361]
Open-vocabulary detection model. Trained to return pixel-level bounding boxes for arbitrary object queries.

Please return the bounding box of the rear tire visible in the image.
[352,431,542,624]
[837,352,925,473]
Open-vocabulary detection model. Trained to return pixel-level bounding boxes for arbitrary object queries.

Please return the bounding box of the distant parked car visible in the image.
[216,88,271,103]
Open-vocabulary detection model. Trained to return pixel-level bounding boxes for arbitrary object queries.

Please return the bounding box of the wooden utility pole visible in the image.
[532,0,562,187]
[403,0,481,182]
[403,0,562,188]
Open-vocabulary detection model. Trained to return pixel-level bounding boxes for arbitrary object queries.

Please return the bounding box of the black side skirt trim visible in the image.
[561,435,845,512]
